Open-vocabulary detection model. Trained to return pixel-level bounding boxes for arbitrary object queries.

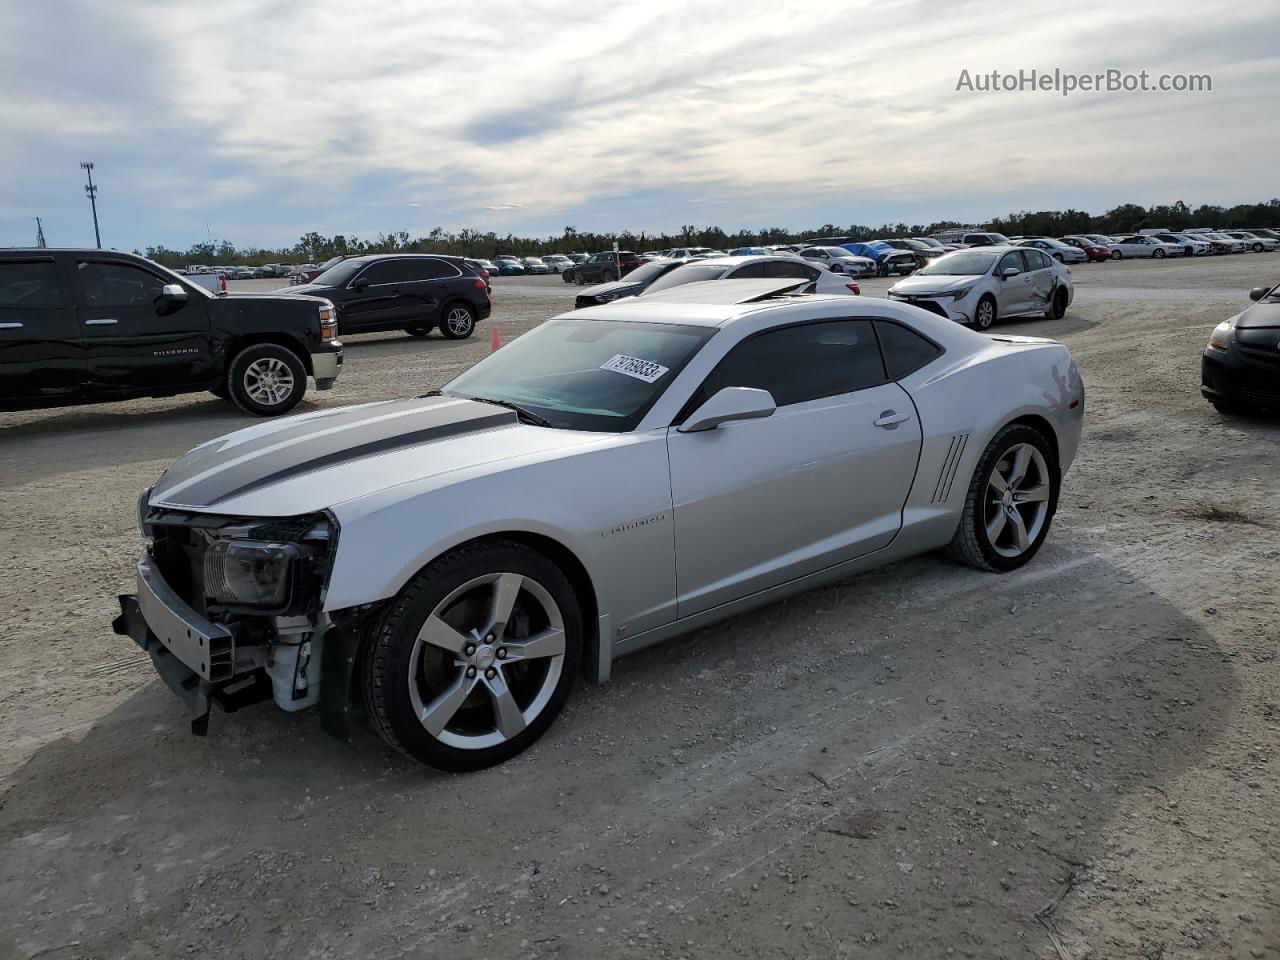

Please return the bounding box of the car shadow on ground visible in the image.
[0,545,1241,958]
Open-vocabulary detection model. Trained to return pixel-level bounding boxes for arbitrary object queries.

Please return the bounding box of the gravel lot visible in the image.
[2,258,1278,959]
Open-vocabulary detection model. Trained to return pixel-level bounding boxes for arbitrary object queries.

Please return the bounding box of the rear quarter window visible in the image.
[874,319,944,380]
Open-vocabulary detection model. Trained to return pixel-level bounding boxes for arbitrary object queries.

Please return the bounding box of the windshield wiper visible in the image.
[466,396,553,427]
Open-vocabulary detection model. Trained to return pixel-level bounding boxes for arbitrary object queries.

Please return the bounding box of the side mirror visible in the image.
[1249,286,1269,301]
[351,277,369,290]
[160,283,188,303]
[678,387,776,433]
[1000,267,1020,279]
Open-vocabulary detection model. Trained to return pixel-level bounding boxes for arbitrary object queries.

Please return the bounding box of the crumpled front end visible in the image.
[113,504,346,736]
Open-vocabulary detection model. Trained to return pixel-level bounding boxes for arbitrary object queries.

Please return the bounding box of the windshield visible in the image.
[443,318,715,431]
[916,238,944,248]
[642,263,726,293]
[917,250,999,276]
[310,260,365,287]
[617,259,676,284]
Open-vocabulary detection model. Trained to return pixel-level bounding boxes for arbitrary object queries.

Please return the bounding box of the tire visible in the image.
[603,269,618,282]
[562,269,575,284]
[1252,243,1263,253]
[406,326,431,338]
[1052,253,1063,262]
[1153,248,1166,259]
[1044,286,1068,320]
[1111,250,1122,260]
[439,303,476,340]
[973,295,997,331]
[227,343,307,417]
[944,424,1059,573]
[361,540,583,771]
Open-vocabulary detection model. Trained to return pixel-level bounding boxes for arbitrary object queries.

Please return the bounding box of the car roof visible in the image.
[569,281,858,326]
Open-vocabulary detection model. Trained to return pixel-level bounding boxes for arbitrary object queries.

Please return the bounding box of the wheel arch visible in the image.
[1000,413,1062,475]
[223,333,313,375]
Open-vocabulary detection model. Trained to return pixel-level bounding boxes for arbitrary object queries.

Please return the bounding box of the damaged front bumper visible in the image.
[113,551,353,737]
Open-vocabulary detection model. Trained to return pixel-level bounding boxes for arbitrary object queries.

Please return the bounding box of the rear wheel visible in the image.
[440,304,476,340]
[1044,286,1069,320]
[362,540,583,771]
[227,343,307,417]
[973,295,997,331]
[945,424,1059,572]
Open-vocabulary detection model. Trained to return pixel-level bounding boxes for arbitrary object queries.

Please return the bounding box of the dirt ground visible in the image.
[1,257,1278,960]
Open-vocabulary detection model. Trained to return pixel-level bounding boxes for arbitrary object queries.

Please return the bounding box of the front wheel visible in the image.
[973,295,997,331]
[1111,250,1122,260]
[439,304,476,339]
[1252,243,1264,253]
[944,424,1059,572]
[227,343,307,417]
[361,540,583,771]
[1153,248,1166,259]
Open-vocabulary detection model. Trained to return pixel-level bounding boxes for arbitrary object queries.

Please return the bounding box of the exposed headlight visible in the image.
[594,293,618,303]
[204,539,300,609]
[1208,318,1237,350]
[947,285,976,300]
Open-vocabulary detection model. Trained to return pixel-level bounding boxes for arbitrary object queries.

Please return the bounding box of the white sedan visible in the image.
[1108,235,1182,259]
[636,255,864,298]
[796,246,879,277]
[1222,231,1279,253]
[886,246,1073,330]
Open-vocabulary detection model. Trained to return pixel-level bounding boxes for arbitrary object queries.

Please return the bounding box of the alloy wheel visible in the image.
[243,357,295,405]
[446,307,473,336]
[408,573,566,750]
[983,443,1051,558]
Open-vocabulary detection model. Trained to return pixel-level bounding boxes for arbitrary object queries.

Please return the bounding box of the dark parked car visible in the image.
[572,258,682,308]
[1202,282,1280,414]
[289,256,345,285]
[571,251,643,284]
[286,254,491,340]
[0,248,342,416]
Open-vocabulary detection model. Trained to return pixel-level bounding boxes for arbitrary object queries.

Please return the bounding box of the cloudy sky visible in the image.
[2,0,1276,251]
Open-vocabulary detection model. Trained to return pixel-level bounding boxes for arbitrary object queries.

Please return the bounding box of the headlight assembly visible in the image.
[1208,317,1237,350]
[594,293,618,303]
[204,539,300,609]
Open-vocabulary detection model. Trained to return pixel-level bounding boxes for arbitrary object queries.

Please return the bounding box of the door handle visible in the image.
[85,318,119,325]
[0,322,23,329]
[874,410,910,428]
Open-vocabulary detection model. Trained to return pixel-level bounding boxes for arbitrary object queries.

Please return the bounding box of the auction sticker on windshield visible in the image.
[600,354,670,383]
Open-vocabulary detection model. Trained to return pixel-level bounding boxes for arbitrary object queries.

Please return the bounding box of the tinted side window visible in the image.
[0,260,63,308]
[727,262,770,279]
[701,320,886,408]
[401,258,457,281]
[1031,250,1053,269]
[995,251,1026,274]
[767,261,817,279]
[357,260,401,285]
[77,261,164,307]
[875,320,943,379]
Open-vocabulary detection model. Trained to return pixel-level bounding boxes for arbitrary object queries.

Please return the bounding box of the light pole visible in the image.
[81,161,101,248]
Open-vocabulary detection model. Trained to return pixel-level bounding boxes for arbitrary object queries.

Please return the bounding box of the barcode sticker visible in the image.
[600,354,670,383]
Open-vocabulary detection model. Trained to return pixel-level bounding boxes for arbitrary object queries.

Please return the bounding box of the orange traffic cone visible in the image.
[490,324,502,352]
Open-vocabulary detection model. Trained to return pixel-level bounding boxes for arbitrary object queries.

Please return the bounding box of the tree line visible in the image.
[137,198,1280,268]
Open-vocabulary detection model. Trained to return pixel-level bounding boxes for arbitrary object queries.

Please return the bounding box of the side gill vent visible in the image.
[932,433,969,504]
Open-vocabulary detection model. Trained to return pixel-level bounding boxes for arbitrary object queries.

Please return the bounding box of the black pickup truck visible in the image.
[0,248,343,417]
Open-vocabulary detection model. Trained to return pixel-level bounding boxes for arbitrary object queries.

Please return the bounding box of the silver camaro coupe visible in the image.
[115,282,1085,770]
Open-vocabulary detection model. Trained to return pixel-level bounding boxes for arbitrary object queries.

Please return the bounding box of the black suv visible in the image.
[0,249,342,417]
[287,254,491,339]
[572,251,642,285]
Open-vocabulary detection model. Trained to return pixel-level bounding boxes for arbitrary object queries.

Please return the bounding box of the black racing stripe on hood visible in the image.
[201,412,514,506]
[155,400,516,508]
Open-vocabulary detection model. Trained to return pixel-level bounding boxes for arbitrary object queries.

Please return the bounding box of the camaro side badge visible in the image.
[602,513,667,537]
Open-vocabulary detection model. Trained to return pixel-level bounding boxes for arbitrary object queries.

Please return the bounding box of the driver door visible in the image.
[994,250,1032,316]
[666,319,922,619]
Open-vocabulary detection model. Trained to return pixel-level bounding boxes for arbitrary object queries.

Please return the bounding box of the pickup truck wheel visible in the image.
[944,424,1059,573]
[362,540,583,771]
[440,304,476,340]
[227,343,306,416]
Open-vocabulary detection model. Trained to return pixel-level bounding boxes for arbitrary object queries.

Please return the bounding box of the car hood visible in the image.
[890,274,983,295]
[279,282,338,296]
[1234,301,1280,330]
[147,396,604,517]
[580,278,644,299]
